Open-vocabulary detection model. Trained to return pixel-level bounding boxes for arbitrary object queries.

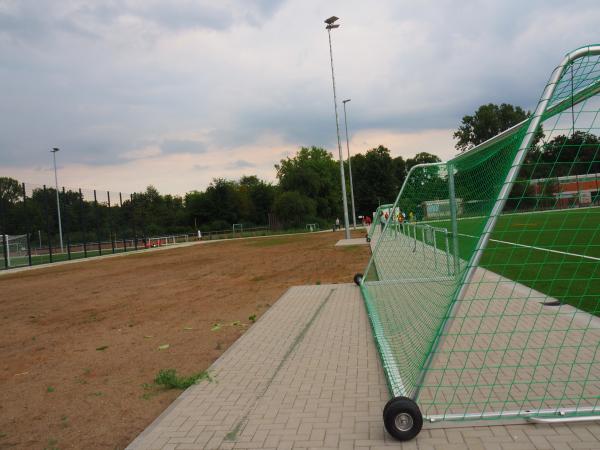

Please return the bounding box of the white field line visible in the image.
[457,232,600,262]
[422,205,599,226]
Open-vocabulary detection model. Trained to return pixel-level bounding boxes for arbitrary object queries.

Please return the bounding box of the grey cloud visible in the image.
[1,0,600,189]
[161,139,207,155]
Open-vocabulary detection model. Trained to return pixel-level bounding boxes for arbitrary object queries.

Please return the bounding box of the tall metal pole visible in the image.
[325,17,351,239]
[51,148,64,252]
[342,99,357,229]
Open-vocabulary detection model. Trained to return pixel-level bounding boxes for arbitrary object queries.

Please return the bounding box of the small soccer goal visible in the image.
[359,45,600,441]
[232,224,243,236]
[2,234,30,268]
[305,223,319,232]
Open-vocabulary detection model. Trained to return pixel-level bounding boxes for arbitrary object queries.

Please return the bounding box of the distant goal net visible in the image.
[2,234,29,268]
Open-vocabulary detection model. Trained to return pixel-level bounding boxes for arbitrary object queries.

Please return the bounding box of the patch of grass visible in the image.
[153,368,212,390]
[90,392,104,397]
[316,281,321,285]
[46,386,55,393]
[211,323,222,331]
[0,432,7,439]
[250,275,265,282]
[95,345,109,351]
[44,438,59,450]
[248,314,257,323]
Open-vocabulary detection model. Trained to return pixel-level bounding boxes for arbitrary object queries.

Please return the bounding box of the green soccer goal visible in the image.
[357,45,600,441]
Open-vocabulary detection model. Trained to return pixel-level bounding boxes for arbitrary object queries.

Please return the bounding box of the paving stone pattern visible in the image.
[127,284,600,449]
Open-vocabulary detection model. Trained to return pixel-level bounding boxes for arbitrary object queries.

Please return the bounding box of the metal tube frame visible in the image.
[418,44,600,422]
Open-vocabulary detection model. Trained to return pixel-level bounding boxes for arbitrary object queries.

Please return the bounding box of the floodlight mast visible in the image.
[342,99,357,229]
[50,147,64,253]
[325,15,351,239]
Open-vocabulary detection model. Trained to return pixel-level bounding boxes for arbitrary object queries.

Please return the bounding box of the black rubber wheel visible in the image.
[366,236,371,243]
[353,273,363,286]
[383,397,423,441]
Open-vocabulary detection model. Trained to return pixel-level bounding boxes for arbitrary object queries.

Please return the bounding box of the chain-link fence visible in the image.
[0,181,276,270]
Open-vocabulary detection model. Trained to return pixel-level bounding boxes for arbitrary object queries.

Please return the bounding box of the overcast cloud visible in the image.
[0,0,599,194]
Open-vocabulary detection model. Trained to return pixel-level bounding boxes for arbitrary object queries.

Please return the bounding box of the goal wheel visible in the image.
[383,397,423,441]
[353,273,363,286]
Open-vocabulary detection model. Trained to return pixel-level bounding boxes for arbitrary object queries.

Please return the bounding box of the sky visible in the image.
[1,0,599,195]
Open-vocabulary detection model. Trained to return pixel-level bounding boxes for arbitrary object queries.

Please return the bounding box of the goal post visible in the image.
[232,224,243,236]
[359,45,600,440]
[3,234,30,268]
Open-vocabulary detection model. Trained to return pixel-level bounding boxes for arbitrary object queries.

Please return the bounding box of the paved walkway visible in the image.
[335,238,369,247]
[127,284,600,449]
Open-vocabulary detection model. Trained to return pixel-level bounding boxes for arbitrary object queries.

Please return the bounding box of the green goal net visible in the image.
[360,45,600,439]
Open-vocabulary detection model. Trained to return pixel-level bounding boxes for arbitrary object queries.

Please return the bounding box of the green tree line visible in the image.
[2,102,597,242]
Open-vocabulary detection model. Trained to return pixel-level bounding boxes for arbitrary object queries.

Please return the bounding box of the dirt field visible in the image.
[0,230,369,450]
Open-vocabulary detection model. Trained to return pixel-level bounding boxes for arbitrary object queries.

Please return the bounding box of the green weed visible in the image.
[153,368,211,390]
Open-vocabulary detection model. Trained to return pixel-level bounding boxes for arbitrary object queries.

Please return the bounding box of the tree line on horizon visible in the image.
[1,103,598,241]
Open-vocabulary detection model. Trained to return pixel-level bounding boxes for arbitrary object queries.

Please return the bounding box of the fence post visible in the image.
[1,234,7,269]
[79,189,88,258]
[62,187,72,260]
[22,183,32,266]
[447,162,460,275]
[93,190,102,256]
[119,192,127,252]
[107,191,115,253]
[0,183,7,268]
[131,193,138,250]
[43,185,53,263]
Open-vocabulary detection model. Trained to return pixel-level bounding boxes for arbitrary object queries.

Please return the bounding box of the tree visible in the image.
[405,152,441,172]
[275,146,341,220]
[0,177,22,205]
[273,191,317,227]
[539,131,600,178]
[239,175,276,225]
[454,103,529,152]
[351,146,396,216]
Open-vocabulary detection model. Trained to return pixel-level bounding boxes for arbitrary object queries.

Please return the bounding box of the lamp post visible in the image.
[51,147,64,253]
[325,15,351,239]
[342,99,357,229]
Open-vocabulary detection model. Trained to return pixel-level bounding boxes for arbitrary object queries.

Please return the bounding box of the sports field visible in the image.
[0,230,369,450]
[421,206,599,315]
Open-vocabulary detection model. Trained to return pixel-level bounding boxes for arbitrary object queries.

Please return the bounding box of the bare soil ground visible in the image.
[0,230,369,450]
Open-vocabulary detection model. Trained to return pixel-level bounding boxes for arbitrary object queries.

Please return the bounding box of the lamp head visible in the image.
[324,16,339,25]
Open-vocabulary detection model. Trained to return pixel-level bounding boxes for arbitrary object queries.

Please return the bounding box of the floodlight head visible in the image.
[343,99,351,104]
[326,24,339,30]
[51,147,60,153]
[324,16,339,25]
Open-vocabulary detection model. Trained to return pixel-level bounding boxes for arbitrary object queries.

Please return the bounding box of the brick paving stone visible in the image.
[126,284,600,450]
